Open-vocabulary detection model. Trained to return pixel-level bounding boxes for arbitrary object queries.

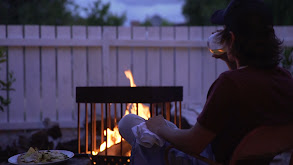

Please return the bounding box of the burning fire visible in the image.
[99,126,121,152]
[124,70,150,120]
[95,70,151,155]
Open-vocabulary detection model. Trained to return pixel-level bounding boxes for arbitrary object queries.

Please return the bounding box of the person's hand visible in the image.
[212,53,237,70]
[212,52,229,62]
[146,115,168,136]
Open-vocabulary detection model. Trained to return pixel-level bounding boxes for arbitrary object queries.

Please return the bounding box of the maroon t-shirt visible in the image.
[197,66,293,164]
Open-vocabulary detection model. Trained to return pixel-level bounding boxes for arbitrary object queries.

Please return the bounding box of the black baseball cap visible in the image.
[210,0,273,34]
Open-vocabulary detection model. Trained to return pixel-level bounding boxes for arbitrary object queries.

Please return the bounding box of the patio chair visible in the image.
[165,123,293,165]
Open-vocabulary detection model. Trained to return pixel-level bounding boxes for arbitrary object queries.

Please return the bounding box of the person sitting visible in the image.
[118,0,293,164]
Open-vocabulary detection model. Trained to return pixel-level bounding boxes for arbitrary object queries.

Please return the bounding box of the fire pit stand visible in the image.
[76,86,183,165]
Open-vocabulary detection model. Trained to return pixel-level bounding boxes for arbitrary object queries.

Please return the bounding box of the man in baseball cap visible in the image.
[211,0,273,33]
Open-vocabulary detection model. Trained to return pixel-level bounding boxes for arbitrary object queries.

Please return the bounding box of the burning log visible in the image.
[98,140,131,156]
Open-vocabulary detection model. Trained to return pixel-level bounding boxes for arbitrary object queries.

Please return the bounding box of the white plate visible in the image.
[8,150,74,165]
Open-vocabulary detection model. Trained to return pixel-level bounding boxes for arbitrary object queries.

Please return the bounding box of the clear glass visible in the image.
[207,31,226,55]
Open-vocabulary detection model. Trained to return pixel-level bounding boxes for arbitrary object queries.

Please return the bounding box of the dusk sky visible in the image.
[74,0,186,26]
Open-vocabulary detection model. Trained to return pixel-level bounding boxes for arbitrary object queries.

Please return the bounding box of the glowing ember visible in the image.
[97,70,151,154]
[92,151,98,155]
[99,126,122,152]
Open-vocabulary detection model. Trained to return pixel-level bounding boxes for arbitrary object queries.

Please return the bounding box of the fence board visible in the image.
[41,47,57,121]
[216,58,229,78]
[72,26,87,121]
[24,26,41,122]
[7,25,25,123]
[25,47,41,122]
[8,47,24,123]
[88,47,103,86]
[41,26,57,121]
[56,26,73,122]
[175,27,189,104]
[0,25,5,39]
[146,27,160,86]
[275,26,293,42]
[87,26,102,86]
[133,27,147,86]
[56,47,73,121]
[117,27,132,86]
[0,25,7,122]
[73,46,87,120]
[7,25,23,39]
[189,27,203,104]
[161,27,175,86]
[103,27,116,86]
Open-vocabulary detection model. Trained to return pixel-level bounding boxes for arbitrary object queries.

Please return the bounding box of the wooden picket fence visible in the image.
[0,25,292,130]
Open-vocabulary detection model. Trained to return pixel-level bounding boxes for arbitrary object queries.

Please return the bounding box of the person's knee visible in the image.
[118,114,135,131]
[118,114,145,145]
[119,114,146,133]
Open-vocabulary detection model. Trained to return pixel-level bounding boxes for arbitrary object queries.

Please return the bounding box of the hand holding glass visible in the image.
[207,32,226,55]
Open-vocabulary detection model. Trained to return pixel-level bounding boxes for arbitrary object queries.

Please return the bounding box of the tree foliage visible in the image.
[141,15,172,26]
[0,48,15,111]
[75,1,126,26]
[182,0,293,25]
[265,0,293,25]
[281,47,293,75]
[0,0,126,26]
[182,0,229,26]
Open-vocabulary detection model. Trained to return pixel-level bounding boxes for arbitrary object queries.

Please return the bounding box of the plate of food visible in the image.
[8,147,74,165]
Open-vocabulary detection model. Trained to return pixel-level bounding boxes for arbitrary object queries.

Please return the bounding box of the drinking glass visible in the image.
[207,31,226,55]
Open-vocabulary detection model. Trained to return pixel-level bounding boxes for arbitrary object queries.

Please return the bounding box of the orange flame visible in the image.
[99,126,122,152]
[125,70,136,87]
[97,70,150,154]
[124,70,150,120]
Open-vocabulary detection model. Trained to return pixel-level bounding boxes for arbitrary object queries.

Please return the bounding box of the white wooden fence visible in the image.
[0,25,292,130]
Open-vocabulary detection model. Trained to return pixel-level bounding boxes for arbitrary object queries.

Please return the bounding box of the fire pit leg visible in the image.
[166,102,171,121]
[174,102,177,126]
[85,103,88,153]
[179,101,182,129]
[77,103,80,154]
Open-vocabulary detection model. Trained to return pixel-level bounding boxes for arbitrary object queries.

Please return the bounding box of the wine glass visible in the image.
[207,31,226,55]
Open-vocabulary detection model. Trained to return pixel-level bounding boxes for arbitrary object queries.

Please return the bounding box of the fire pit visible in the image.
[76,86,183,164]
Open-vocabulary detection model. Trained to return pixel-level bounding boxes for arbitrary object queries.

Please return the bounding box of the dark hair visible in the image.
[218,24,283,69]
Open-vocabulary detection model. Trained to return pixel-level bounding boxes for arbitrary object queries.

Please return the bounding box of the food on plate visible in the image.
[17,147,69,164]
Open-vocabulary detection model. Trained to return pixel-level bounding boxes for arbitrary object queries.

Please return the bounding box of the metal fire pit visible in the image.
[76,86,183,165]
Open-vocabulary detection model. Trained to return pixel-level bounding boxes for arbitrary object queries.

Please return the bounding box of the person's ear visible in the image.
[229,31,235,48]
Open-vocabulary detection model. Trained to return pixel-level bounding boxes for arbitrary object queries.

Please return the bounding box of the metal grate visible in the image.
[75,86,183,164]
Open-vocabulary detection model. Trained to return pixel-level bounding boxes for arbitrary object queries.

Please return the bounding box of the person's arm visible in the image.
[146,115,216,155]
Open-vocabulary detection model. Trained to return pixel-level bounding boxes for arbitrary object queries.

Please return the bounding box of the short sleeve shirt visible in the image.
[197,66,293,163]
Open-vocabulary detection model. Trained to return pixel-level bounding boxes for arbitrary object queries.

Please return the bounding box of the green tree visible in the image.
[81,0,126,26]
[182,0,293,25]
[182,0,229,25]
[0,0,126,26]
[265,0,293,25]
[0,0,74,25]
[141,15,173,26]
